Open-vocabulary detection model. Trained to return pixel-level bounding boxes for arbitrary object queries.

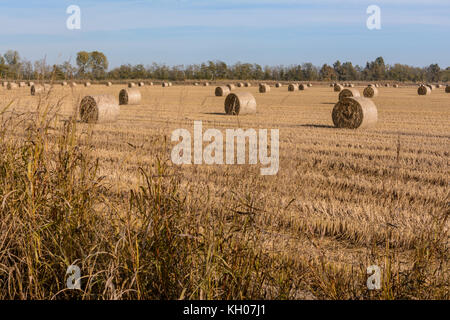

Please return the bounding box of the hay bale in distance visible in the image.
[106,82,112,87]
[418,85,431,95]
[363,86,379,98]
[128,82,136,88]
[19,82,26,87]
[244,82,252,87]
[71,82,78,87]
[162,82,169,87]
[7,83,18,90]
[224,92,257,115]
[215,86,230,97]
[119,88,142,105]
[334,84,344,92]
[332,97,378,129]
[194,82,199,86]
[61,81,68,86]
[276,83,282,88]
[237,82,244,88]
[31,84,45,96]
[227,84,236,91]
[80,95,119,124]
[2,81,8,87]
[85,82,91,87]
[426,84,436,91]
[339,88,361,101]
[307,83,313,87]
[138,82,145,87]
[446,85,450,93]
[393,84,399,88]
[288,84,298,92]
[259,84,270,93]
[299,84,308,90]
[204,82,210,87]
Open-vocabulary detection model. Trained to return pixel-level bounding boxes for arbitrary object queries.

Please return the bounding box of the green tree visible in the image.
[426,64,441,82]
[320,64,336,81]
[76,51,90,77]
[90,51,109,79]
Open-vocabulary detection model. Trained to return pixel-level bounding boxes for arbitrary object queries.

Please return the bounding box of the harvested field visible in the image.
[0,83,448,300]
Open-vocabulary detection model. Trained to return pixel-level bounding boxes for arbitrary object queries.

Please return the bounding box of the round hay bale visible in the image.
[19,82,26,87]
[119,88,142,105]
[307,83,313,87]
[224,92,257,115]
[446,85,450,93]
[426,84,436,91]
[259,84,270,93]
[436,84,441,89]
[194,82,199,86]
[299,84,308,90]
[385,84,390,87]
[70,82,78,87]
[227,84,236,91]
[237,82,244,88]
[128,82,136,88]
[7,83,18,90]
[276,83,282,88]
[138,82,145,87]
[149,82,154,86]
[334,84,344,92]
[80,95,120,124]
[85,82,91,87]
[168,82,173,87]
[61,81,68,86]
[2,82,8,87]
[215,86,230,97]
[162,82,169,87]
[244,82,252,87]
[288,84,298,92]
[31,84,46,96]
[106,82,112,87]
[28,81,34,87]
[418,85,431,95]
[363,86,379,98]
[349,84,355,88]
[339,88,361,101]
[332,97,378,129]
[203,82,209,87]
[393,84,399,88]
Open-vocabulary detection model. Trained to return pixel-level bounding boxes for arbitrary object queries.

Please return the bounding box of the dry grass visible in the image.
[0,83,448,300]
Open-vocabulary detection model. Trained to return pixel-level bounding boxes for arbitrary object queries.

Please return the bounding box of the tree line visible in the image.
[1,50,448,82]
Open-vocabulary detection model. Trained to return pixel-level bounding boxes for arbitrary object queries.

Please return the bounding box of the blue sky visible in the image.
[0,0,449,68]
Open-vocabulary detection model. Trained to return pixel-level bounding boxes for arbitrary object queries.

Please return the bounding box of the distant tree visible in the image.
[341,62,358,81]
[90,51,109,79]
[333,60,344,80]
[76,51,90,77]
[426,64,441,82]
[0,55,7,78]
[320,64,336,81]
[3,50,20,66]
